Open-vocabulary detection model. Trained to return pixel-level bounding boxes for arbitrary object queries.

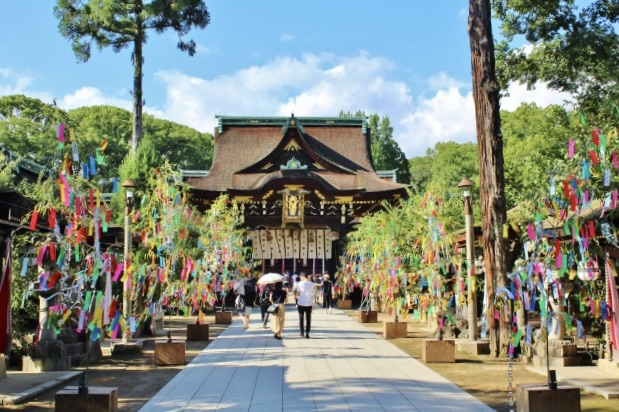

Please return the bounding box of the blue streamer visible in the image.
[577,321,585,339]
[21,257,28,276]
[605,168,611,186]
[89,156,96,176]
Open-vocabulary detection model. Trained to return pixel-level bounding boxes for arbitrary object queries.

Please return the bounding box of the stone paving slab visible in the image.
[139,305,494,412]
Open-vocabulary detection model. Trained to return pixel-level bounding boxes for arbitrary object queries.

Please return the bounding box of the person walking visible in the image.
[258,284,272,328]
[321,273,334,314]
[241,274,257,329]
[295,272,319,338]
[270,281,287,340]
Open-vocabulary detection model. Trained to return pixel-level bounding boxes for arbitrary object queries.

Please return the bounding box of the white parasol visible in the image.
[257,272,285,285]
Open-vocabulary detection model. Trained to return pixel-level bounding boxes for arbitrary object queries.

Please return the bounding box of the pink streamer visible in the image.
[527,223,535,240]
[608,262,619,351]
[111,323,119,340]
[568,139,574,158]
[57,123,65,142]
[113,263,123,281]
[36,245,47,265]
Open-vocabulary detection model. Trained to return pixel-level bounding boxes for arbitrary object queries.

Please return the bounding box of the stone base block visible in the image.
[110,341,143,356]
[553,344,577,357]
[598,358,619,376]
[532,355,581,368]
[22,355,71,372]
[359,310,378,323]
[337,299,352,309]
[154,341,185,365]
[516,384,580,412]
[422,339,456,363]
[456,340,490,355]
[383,321,407,339]
[215,312,232,324]
[152,311,166,335]
[0,353,6,378]
[55,386,118,412]
[187,323,209,341]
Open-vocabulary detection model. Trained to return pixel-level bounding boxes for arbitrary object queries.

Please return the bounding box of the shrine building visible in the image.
[186,115,408,275]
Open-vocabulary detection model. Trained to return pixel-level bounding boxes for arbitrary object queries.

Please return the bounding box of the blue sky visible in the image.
[0,1,568,158]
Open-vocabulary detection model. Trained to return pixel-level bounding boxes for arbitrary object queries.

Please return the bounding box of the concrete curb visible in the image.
[0,371,81,406]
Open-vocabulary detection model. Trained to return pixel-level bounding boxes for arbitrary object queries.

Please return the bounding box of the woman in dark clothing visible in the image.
[258,284,272,328]
[321,274,334,314]
[242,276,257,329]
[270,281,287,340]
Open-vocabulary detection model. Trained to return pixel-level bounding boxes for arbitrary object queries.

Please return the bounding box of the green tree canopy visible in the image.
[408,154,433,195]
[0,95,69,169]
[494,0,619,122]
[340,111,411,184]
[0,96,214,182]
[143,114,213,170]
[367,114,411,184]
[501,103,575,212]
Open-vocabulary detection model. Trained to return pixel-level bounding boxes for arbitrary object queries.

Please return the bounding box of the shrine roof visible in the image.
[188,115,407,195]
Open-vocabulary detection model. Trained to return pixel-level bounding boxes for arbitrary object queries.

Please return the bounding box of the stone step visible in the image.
[598,358,619,376]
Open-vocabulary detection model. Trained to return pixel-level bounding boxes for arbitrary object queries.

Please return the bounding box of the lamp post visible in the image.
[458,177,478,341]
[121,178,136,343]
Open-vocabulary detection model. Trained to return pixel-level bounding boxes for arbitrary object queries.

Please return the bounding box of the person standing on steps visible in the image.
[270,281,287,340]
[295,272,319,338]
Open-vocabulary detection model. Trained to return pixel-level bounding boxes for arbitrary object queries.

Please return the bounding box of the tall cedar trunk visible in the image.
[131,5,144,157]
[468,0,511,357]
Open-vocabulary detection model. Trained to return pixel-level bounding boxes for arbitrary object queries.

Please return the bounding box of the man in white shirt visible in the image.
[294,272,319,338]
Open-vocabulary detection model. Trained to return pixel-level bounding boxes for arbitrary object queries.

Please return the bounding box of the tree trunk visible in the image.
[131,9,144,157]
[468,0,510,357]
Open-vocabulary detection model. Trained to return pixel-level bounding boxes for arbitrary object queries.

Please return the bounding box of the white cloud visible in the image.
[59,86,166,118]
[0,68,53,102]
[428,72,468,91]
[501,81,573,111]
[400,86,476,157]
[279,33,295,42]
[2,54,574,160]
[155,56,573,158]
[60,86,131,110]
[155,52,411,135]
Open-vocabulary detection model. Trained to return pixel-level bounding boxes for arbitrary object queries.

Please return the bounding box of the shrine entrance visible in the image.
[187,115,407,274]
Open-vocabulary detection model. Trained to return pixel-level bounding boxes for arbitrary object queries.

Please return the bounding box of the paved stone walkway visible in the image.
[139,305,493,412]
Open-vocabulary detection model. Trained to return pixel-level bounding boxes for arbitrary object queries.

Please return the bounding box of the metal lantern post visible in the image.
[458,177,478,341]
[121,178,136,343]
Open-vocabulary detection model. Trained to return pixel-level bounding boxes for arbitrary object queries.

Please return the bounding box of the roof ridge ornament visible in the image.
[281,113,304,134]
[280,156,307,170]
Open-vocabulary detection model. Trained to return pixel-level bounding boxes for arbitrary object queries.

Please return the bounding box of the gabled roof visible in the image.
[188,115,407,195]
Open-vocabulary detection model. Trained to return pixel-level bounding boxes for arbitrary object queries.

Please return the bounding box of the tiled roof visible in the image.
[188,116,406,194]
